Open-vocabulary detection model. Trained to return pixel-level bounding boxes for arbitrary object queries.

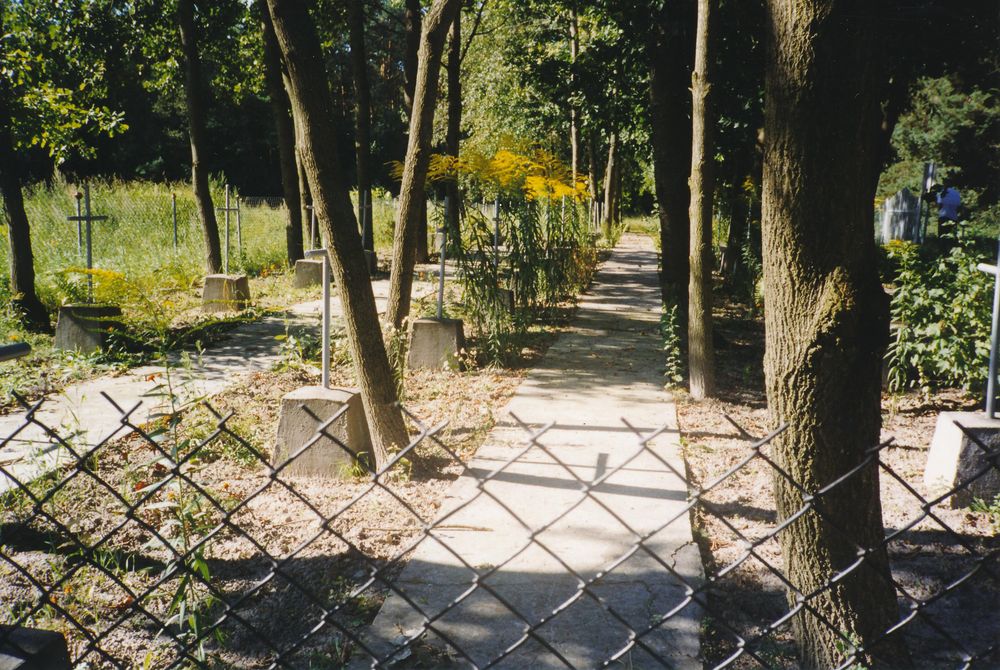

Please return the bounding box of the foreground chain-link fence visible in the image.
[0,389,997,669]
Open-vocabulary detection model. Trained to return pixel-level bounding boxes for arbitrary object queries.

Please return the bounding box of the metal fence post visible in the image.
[171,193,178,250]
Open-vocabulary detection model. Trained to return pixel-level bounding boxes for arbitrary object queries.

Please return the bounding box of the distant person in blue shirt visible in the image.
[931,183,962,241]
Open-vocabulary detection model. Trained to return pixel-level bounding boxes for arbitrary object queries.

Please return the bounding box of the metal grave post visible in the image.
[66,184,108,302]
[977,236,1000,418]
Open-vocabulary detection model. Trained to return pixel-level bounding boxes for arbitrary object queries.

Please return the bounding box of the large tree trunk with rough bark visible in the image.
[348,0,374,255]
[762,1,909,667]
[687,0,715,400]
[647,6,694,311]
[445,9,461,245]
[177,0,222,275]
[266,0,409,467]
[260,0,303,266]
[0,93,48,331]
[385,0,463,329]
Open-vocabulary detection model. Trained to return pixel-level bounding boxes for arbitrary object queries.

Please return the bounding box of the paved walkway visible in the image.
[355,235,702,669]
[0,277,433,494]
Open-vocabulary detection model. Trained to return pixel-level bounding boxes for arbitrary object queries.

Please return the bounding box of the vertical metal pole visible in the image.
[321,251,331,389]
[84,184,94,302]
[75,193,83,255]
[361,190,370,250]
[236,195,242,255]
[987,237,1000,418]
[224,185,231,274]
[172,193,178,249]
[438,197,448,320]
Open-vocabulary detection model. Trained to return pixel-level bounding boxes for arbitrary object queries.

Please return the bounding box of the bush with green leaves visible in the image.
[885,239,992,394]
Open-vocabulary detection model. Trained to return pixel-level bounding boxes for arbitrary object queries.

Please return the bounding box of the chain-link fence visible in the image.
[1,389,997,669]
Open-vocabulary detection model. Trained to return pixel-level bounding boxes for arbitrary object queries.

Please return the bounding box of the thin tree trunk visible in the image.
[569,7,580,183]
[296,144,312,247]
[601,132,617,238]
[385,0,463,329]
[721,181,749,279]
[0,92,48,331]
[403,0,430,264]
[587,133,600,227]
[762,1,909,667]
[687,0,715,400]
[348,0,374,255]
[403,0,421,115]
[266,0,409,467]
[445,9,462,245]
[260,0,303,266]
[647,6,694,311]
[177,0,222,275]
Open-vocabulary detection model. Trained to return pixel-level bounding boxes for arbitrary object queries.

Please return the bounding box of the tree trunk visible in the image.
[0,92,48,331]
[403,0,421,115]
[177,0,222,275]
[721,182,748,279]
[647,6,694,311]
[266,0,409,467]
[569,8,580,183]
[601,132,617,238]
[385,0,463,329]
[260,0,303,266]
[402,0,428,265]
[762,1,909,667]
[296,144,313,247]
[445,9,462,245]
[687,0,715,400]
[587,133,600,227]
[348,0,374,255]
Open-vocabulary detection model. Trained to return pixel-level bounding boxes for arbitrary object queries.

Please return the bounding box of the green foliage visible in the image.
[660,304,684,387]
[885,239,992,394]
[970,495,1000,536]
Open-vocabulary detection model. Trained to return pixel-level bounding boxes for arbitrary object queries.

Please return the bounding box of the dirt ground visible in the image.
[677,299,1000,669]
[0,340,548,668]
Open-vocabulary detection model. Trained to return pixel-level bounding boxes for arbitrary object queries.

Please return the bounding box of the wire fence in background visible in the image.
[0,389,997,669]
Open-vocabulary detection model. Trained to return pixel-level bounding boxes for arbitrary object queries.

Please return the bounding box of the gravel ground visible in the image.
[677,301,1000,669]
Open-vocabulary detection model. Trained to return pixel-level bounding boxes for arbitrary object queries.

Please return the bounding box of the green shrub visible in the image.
[885,239,992,394]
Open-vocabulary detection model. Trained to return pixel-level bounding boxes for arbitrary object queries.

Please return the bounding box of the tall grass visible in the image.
[1,178,289,315]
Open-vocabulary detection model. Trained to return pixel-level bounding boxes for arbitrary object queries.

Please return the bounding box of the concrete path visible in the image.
[355,235,702,669]
[0,277,433,494]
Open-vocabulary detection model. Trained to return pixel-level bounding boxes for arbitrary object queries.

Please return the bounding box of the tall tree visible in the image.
[568,5,580,182]
[259,0,303,266]
[762,1,908,667]
[687,0,715,399]
[177,0,223,274]
[265,0,409,466]
[647,5,694,310]
[0,92,47,330]
[444,7,462,243]
[348,0,374,257]
[385,0,464,329]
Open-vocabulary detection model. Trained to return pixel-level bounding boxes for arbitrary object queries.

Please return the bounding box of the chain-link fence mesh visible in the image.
[0,389,997,669]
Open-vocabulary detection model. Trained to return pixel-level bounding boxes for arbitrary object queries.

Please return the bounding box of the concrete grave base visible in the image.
[925,411,1000,508]
[365,250,378,275]
[407,317,465,371]
[272,386,372,478]
[54,304,122,353]
[293,259,325,288]
[202,274,251,313]
[1,626,72,669]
